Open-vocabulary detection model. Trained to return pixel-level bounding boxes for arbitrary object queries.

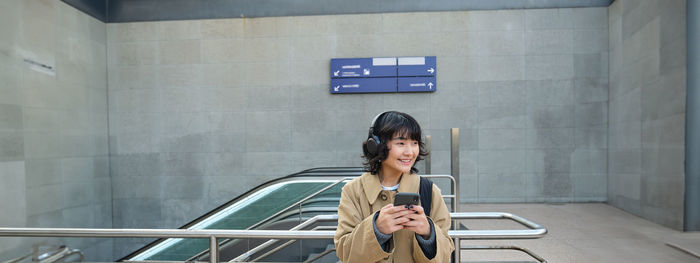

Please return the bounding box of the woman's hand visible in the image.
[375,204,414,234]
[401,205,431,238]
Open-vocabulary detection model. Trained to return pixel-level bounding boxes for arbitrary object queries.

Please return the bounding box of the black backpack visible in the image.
[419,177,433,217]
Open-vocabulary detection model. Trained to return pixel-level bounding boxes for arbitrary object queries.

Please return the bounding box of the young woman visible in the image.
[334,111,454,262]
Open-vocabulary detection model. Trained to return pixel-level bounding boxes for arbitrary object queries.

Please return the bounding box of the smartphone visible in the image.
[394,192,420,207]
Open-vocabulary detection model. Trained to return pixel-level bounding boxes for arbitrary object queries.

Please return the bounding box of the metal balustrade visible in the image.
[0,211,546,263]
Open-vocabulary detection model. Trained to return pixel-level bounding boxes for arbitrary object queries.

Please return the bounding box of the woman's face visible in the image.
[381,132,420,175]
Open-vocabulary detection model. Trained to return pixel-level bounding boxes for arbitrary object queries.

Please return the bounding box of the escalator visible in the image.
[121,167,363,262]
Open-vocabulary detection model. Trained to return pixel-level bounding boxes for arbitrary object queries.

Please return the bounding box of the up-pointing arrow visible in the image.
[427,68,435,74]
[428,82,434,90]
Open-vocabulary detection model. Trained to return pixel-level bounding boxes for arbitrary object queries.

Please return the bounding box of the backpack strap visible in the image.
[419,177,433,217]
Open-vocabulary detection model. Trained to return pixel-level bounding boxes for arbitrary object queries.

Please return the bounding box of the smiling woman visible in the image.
[334,111,454,263]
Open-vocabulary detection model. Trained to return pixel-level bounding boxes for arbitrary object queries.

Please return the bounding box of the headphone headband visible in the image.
[369,111,389,135]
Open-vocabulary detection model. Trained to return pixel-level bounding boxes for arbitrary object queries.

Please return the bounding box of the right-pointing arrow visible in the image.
[427,68,435,74]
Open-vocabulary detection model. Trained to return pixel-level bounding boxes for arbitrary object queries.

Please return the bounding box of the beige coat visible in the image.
[334,172,455,263]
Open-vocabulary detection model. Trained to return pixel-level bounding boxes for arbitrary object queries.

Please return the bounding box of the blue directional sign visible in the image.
[330,57,397,78]
[398,77,436,92]
[398,56,436,77]
[331,78,397,94]
[330,56,436,94]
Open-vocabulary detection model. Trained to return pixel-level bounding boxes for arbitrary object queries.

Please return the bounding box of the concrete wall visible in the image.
[0,0,111,261]
[608,0,687,230]
[106,8,609,256]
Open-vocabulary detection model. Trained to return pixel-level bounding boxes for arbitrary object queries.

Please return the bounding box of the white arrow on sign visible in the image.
[334,86,340,92]
[427,68,435,74]
[428,82,434,90]
[333,70,340,76]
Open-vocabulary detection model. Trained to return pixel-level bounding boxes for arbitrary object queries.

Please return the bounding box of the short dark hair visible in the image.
[362,111,428,175]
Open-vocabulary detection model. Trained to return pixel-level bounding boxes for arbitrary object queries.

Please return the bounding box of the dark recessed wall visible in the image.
[62,0,613,23]
[61,0,107,21]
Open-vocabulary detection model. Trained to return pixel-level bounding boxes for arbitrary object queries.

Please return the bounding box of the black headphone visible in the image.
[366,111,389,156]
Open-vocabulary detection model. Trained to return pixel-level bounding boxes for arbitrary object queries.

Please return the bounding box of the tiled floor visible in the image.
[457,203,700,263]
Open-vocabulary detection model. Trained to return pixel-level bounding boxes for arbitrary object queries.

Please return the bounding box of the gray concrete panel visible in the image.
[430,82,478,110]
[574,125,607,149]
[572,7,608,29]
[478,81,527,108]
[572,173,606,201]
[0,161,26,226]
[477,106,528,129]
[571,149,607,173]
[112,198,162,228]
[291,131,337,152]
[574,53,607,78]
[478,150,526,174]
[608,149,642,174]
[291,151,337,172]
[573,29,608,54]
[527,128,575,149]
[0,104,23,130]
[525,54,574,80]
[245,152,294,177]
[478,173,526,202]
[0,131,23,161]
[527,173,574,201]
[161,152,208,177]
[526,79,574,106]
[575,102,608,127]
[621,0,658,39]
[659,38,686,76]
[525,8,574,30]
[574,78,608,104]
[526,30,573,55]
[479,128,526,149]
[527,105,575,128]
[526,149,574,174]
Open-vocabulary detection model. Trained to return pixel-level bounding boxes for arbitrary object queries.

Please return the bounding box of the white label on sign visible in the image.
[342,72,360,77]
[372,57,397,66]
[343,84,360,88]
[342,65,361,69]
[409,83,426,87]
[398,57,425,65]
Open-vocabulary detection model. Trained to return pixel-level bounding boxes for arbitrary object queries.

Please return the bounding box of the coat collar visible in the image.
[360,172,420,205]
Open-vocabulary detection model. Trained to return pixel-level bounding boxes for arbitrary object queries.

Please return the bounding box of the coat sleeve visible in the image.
[412,185,455,263]
[334,185,392,263]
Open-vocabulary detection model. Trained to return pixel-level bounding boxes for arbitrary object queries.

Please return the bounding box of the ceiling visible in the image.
[62,0,614,23]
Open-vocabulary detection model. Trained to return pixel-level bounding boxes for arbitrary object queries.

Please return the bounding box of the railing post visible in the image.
[451,128,460,263]
[454,237,461,263]
[451,128,459,213]
[210,236,218,263]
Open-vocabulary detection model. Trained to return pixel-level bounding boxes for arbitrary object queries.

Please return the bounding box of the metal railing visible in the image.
[131,173,455,262]
[230,212,545,262]
[3,245,84,263]
[0,211,546,263]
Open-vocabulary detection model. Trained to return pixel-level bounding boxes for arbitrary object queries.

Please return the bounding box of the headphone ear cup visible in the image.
[366,135,380,156]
